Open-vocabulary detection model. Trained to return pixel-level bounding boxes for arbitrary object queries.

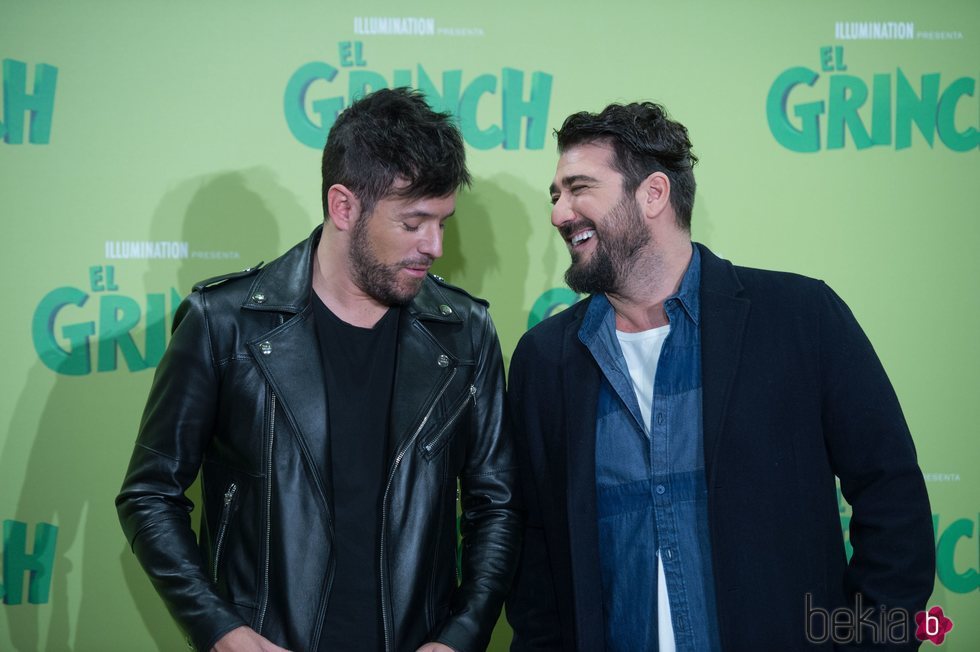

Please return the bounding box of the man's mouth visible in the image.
[569,229,596,248]
[402,258,433,278]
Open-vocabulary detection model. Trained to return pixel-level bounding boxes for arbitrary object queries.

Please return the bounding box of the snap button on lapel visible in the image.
[437,354,450,367]
[438,304,453,316]
[252,292,266,303]
[260,341,272,356]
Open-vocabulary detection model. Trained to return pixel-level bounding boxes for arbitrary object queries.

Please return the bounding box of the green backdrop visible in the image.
[2,0,977,649]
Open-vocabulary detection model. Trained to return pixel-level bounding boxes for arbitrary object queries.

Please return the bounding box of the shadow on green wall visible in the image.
[1,169,311,650]
[434,174,537,371]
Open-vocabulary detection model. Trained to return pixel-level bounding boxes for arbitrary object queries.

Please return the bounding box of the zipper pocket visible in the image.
[420,384,477,459]
[381,367,458,651]
[212,482,238,583]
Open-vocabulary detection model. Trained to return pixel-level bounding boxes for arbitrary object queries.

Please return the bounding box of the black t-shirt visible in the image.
[313,294,399,651]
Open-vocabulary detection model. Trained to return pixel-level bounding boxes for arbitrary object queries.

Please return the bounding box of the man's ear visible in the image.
[325,184,361,231]
[636,171,671,220]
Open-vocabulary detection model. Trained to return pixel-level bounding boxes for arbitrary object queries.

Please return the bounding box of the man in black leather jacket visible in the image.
[116,88,521,652]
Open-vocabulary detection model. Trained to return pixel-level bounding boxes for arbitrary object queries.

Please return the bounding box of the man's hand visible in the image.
[415,643,457,652]
[211,626,291,652]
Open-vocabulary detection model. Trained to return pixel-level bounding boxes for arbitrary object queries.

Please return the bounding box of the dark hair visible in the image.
[556,102,698,230]
[321,87,470,216]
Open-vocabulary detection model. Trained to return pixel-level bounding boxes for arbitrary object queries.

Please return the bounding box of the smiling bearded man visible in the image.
[505,101,934,652]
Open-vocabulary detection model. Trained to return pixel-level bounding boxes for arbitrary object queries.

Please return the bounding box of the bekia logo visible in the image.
[805,594,956,646]
[805,593,911,645]
[916,606,954,646]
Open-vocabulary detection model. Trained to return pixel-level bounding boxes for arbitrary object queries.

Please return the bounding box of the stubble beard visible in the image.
[348,215,429,307]
[563,195,651,296]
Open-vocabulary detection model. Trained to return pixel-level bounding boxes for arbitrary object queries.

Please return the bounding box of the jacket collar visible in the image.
[241,225,462,325]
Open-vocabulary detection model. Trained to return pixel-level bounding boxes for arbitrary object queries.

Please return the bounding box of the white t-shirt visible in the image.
[616,325,670,435]
[616,324,675,652]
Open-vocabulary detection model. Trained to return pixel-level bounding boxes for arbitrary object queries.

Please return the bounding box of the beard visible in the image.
[562,195,650,295]
[348,215,431,306]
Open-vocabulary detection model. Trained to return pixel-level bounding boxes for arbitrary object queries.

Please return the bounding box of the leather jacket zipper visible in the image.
[256,390,276,633]
[421,384,477,456]
[379,366,458,651]
[212,483,238,583]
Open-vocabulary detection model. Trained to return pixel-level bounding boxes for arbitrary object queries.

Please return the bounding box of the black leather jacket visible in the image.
[116,228,521,652]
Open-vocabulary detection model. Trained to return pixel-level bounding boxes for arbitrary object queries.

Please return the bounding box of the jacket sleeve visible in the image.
[504,335,564,652]
[115,291,247,652]
[817,282,935,649]
[432,313,524,652]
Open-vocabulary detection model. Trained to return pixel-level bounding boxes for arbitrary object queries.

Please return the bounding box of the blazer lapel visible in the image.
[697,244,750,489]
[561,305,608,651]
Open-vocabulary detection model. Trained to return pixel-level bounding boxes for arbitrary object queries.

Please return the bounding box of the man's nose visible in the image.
[551,194,573,229]
[418,225,443,260]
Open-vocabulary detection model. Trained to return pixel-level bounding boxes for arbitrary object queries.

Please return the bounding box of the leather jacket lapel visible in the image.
[248,308,331,511]
[243,227,330,512]
[389,280,464,455]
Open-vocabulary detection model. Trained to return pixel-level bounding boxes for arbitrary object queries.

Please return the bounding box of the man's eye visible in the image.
[570,185,586,194]
[550,194,560,205]
[403,223,420,232]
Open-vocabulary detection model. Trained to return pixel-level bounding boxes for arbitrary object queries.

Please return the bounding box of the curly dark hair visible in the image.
[321,87,470,216]
[556,102,698,230]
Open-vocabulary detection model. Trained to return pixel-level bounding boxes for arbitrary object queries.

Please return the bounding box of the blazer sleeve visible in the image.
[115,291,247,651]
[817,282,935,637]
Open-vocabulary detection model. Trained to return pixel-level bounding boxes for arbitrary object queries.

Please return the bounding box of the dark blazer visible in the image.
[506,244,934,651]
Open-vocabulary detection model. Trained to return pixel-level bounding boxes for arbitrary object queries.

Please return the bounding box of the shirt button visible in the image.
[656,484,666,495]
[664,548,673,559]
[677,615,686,630]
[656,413,664,425]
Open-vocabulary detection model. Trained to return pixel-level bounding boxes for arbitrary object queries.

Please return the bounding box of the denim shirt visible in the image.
[579,246,720,651]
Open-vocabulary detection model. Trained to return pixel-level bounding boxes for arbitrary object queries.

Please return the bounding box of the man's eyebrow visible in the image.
[400,208,456,219]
